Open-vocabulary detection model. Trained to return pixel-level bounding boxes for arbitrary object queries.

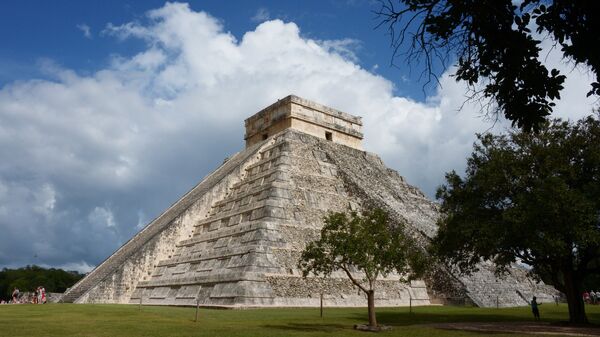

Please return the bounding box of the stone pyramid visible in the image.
[62,95,557,307]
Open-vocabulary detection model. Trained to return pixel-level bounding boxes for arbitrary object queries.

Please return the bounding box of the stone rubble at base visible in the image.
[62,95,558,308]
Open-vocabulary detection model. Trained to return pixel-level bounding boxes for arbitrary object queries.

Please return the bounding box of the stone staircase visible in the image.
[126,131,430,307]
[60,141,266,303]
[321,140,559,307]
[130,137,288,306]
[459,263,558,307]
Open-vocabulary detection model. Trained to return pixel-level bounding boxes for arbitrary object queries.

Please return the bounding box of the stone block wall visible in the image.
[245,95,363,149]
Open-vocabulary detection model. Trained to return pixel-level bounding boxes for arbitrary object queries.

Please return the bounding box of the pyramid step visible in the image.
[61,140,267,303]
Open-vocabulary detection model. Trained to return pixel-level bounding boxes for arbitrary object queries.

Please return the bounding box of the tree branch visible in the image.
[341,264,368,294]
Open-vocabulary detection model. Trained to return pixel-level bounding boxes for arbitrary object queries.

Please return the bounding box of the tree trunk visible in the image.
[564,271,588,324]
[367,290,377,327]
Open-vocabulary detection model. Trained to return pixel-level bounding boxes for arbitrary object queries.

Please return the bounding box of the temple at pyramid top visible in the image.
[244,95,363,150]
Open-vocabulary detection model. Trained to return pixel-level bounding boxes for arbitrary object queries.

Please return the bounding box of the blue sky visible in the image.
[0,1,595,272]
[0,1,432,99]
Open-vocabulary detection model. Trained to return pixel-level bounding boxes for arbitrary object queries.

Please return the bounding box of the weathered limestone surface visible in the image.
[455,262,557,307]
[62,141,266,303]
[65,95,558,307]
[245,95,363,150]
[127,131,428,307]
[314,136,559,307]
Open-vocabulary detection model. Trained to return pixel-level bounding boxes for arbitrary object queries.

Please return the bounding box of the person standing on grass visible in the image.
[11,288,19,304]
[531,296,541,321]
[40,286,46,304]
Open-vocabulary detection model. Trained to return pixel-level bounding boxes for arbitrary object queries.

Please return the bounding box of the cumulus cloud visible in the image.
[0,2,595,271]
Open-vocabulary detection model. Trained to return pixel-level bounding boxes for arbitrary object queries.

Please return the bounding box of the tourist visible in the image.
[11,287,19,303]
[583,290,590,304]
[591,290,597,304]
[531,296,541,321]
[36,287,41,304]
[40,286,46,304]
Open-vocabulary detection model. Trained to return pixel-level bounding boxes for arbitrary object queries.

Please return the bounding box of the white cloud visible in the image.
[33,184,56,217]
[52,261,95,273]
[88,206,117,228]
[77,23,92,39]
[541,46,597,121]
[251,8,271,23]
[136,210,147,230]
[316,38,362,63]
[0,2,595,269]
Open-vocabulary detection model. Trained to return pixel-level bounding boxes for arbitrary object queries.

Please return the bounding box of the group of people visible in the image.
[582,290,599,304]
[3,286,47,304]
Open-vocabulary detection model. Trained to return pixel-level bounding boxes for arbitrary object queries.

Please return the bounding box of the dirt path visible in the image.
[429,322,600,336]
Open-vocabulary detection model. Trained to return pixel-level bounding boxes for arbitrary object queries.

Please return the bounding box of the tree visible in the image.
[0,265,84,301]
[298,208,427,328]
[377,0,599,132]
[432,116,600,324]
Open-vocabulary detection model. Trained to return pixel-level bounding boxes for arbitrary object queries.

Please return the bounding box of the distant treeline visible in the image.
[0,265,84,300]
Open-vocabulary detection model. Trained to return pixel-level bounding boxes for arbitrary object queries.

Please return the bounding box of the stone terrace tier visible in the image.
[129,131,428,307]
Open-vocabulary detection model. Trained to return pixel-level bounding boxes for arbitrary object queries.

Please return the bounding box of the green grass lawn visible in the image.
[1,303,599,337]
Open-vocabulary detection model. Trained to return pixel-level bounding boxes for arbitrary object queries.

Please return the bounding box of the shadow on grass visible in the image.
[433,330,510,335]
[261,323,349,333]
[347,311,533,327]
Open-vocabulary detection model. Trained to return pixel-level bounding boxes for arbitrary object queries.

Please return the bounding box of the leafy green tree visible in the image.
[298,208,427,328]
[377,0,599,131]
[433,116,600,323]
[0,265,84,300]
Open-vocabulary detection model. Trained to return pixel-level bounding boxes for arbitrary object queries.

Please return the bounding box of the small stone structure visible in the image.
[62,95,557,307]
[244,95,363,150]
